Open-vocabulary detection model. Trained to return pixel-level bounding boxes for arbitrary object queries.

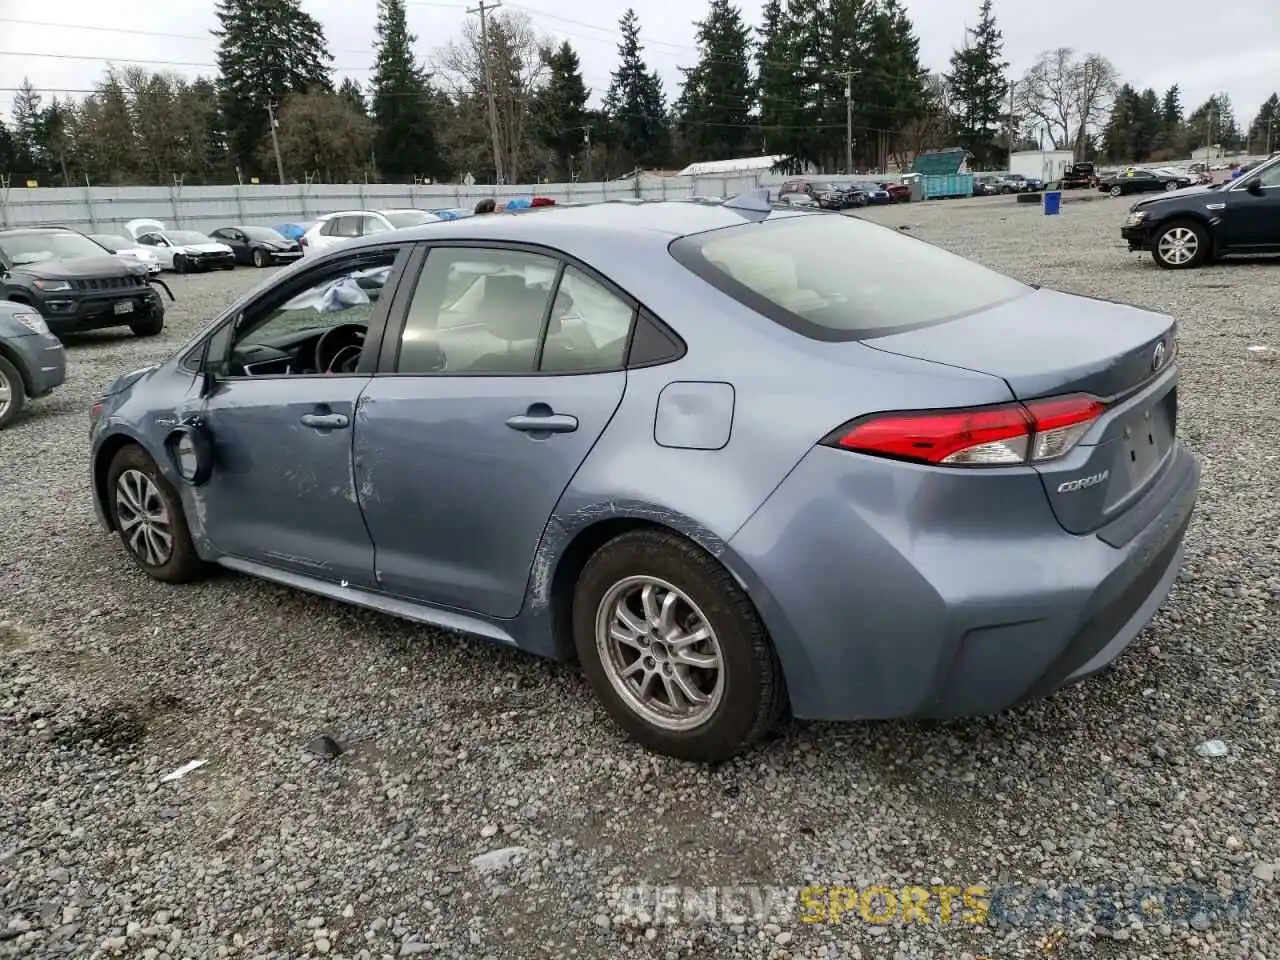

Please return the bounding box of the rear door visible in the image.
[352,242,634,617]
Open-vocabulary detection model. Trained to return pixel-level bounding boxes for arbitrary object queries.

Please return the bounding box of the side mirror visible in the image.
[164,422,214,486]
[1247,178,1265,196]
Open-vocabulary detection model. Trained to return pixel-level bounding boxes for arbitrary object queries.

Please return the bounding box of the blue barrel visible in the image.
[1043,191,1062,215]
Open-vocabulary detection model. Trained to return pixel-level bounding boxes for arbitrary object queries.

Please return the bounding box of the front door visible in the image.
[194,244,411,586]
[354,244,636,617]
[1223,166,1280,250]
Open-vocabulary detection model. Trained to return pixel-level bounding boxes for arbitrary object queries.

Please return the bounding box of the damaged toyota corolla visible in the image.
[87,192,1200,763]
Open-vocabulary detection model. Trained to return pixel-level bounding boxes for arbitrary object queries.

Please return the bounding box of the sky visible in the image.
[1,0,1277,134]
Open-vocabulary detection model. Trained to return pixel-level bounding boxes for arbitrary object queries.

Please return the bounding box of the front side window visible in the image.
[397,247,559,375]
[670,214,1030,341]
[210,250,399,377]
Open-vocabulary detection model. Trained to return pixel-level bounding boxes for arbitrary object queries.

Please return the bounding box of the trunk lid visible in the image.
[864,287,1179,535]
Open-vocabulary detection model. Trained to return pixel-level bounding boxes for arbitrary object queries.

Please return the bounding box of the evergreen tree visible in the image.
[603,9,670,170]
[370,0,445,181]
[675,0,755,163]
[1247,93,1279,153]
[754,0,795,154]
[1188,94,1240,153]
[1160,84,1182,128]
[944,0,1008,167]
[857,0,928,171]
[10,80,42,180]
[339,77,367,118]
[531,41,589,179]
[213,0,333,179]
[0,118,16,175]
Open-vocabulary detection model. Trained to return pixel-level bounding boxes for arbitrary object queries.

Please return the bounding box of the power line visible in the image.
[0,50,371,71]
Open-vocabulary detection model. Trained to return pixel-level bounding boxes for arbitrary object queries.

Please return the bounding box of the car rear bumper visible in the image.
[726,441,1200,722]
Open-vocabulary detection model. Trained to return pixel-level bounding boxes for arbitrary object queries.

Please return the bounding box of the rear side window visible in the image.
[669,215,1029,341]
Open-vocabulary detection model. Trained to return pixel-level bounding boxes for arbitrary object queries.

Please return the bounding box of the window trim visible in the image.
[182,244,414,382]
[375,239,678,379]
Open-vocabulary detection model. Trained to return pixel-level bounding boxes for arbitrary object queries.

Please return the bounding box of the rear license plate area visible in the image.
[1120,388,1175,484]
[113,300,135,315]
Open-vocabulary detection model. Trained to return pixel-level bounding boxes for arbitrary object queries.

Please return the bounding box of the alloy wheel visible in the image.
[595,576,725,731]
[0,368,11,420]
[115,468,174,567]
[1157,227,1199,266]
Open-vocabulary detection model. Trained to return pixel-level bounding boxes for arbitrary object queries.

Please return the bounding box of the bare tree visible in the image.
[896,72,954,168]
[434,10,550,183]
[1017,48,1117,157]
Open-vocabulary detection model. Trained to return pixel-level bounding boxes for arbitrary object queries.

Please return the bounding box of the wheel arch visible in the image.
[542,511,766,663]
[1151,213,1217,259]
[0,339,35,395]
[93,431,148,531]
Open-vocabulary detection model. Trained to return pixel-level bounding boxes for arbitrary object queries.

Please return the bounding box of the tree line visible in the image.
[1,0,1275,187]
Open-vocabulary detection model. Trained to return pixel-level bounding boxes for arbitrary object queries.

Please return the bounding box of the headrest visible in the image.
[481,274,556,341]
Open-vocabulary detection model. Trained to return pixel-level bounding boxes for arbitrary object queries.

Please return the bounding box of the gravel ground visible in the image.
[2,197,1278,960]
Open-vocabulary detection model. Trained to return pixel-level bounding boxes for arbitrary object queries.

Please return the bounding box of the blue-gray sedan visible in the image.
[86,194,1200,762]
[0,301,66,430]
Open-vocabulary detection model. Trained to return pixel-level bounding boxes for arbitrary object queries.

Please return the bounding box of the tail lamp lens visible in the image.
[826,394,1105,467]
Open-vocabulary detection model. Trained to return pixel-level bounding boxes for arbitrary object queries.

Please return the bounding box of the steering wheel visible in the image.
[314,323,366,374]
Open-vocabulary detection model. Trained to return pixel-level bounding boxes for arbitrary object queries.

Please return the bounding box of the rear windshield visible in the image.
[668,214,1029,340]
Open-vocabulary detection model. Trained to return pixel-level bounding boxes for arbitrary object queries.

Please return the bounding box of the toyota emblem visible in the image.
[1152,341,1166,371]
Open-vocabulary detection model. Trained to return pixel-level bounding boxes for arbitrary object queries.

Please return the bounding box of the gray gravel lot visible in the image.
[2,195,1278,960]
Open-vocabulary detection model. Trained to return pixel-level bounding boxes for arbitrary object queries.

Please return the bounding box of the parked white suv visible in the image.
[301,209,442,256]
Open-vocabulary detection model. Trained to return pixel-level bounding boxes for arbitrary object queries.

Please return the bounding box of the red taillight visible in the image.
[825,394,1105,467]
[91,402,104,421]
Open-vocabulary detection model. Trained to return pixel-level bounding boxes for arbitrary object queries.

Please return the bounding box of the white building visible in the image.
[676,155,808,177]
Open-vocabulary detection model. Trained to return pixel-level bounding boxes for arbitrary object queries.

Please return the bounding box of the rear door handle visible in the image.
[300,412,349,429]
[505,413,578,434]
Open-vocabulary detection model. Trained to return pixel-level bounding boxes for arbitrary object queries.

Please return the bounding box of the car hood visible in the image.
[1129,184,1221,211]
[177,242,233,254]
[11,255,140,280]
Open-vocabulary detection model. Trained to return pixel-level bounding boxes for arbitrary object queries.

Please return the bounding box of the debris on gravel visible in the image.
[1,197,1278,959]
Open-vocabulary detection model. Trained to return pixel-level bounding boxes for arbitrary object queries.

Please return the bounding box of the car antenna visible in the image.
[720,188,774,220]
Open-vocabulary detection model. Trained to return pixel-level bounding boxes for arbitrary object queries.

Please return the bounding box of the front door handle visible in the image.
[300,412,349,429]
[506,413,578,434]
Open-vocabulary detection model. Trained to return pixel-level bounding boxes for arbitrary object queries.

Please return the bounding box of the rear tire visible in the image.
[172,254,187,274]
[572,529,785,763]
[1151,219,1209,270]
[252,248,267,268]
[0,354,28,431]
[106,445,209,584]
[1109,185,1123,197]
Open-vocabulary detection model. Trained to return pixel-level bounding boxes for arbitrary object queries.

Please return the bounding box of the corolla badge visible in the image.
[1057,470,1109,494]
[1152,341,1166,371]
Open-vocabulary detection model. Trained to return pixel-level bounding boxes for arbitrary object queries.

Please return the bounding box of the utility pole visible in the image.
[837,70,855,174]
[1205,105,1214,159]
[468,0,505,186]
[1267,117,1275,156]
[266,101,286,185]
[582,125,593,182]
[1007,81,1016,162]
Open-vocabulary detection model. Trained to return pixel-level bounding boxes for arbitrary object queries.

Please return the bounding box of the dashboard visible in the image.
[231,323,368,377]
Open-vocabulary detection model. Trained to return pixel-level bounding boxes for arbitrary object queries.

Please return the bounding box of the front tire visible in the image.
[1109,184,1123,197]
[0,354,28,430]
[1152,219,1209,270]
[573,529,785,763]
[252,248,267,268]
[172,254,187,274]
[128,309,164,337]
[1164,180,1178,191]
[106,445,208,583]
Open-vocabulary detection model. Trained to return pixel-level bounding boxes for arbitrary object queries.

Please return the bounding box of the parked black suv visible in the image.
[1120,153,1280,269]
[0,227,170,337]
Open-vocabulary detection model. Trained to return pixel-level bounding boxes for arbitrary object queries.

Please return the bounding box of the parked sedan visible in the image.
[210,225,304,267]
[89,233,162,274]
[1098,169,1192,197]
[879,181,911,203]
[1121,151,1280,268]
[125,219,236,272]
[0,300,65,430]
[88,192,1199,762]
